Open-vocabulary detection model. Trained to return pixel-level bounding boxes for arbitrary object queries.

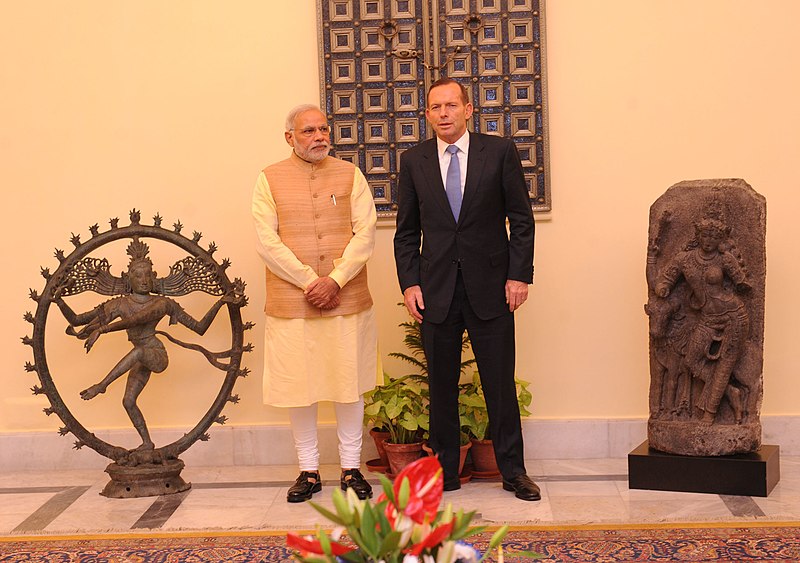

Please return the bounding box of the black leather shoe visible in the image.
[443,477,461,492]
[341,468,373,499]
[287,471,321,503]
[502,474,541,501]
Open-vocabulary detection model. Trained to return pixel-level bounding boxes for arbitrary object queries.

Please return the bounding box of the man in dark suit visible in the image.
[394,78,539,500]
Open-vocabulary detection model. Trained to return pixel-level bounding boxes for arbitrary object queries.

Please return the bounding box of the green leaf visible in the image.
[379,474,396,505]
[318,531,332,555]
[450,509,482,539]
[338,551,367,563]
[397,475,410,510]
[359,501,380,554]
[477,525,510,562]
[307,501,347,526]
[461,394,486,407]
[377,529,403,555]
[347,527,373,560]
[330,488,355,525]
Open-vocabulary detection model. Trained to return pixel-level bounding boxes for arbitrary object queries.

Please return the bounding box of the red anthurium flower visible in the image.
[286,532,353,557]
[390,456,444,524]
[405,521,455,556]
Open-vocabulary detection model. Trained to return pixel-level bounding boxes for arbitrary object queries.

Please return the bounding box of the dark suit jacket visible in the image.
[394,132,535,324]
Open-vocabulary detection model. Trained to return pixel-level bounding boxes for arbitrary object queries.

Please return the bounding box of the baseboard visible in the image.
[1,416,797,471]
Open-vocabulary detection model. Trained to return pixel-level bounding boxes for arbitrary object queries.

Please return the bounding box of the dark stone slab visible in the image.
[628,440,780,497]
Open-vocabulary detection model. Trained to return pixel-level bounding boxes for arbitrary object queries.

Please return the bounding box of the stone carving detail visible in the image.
[645,179,766,456]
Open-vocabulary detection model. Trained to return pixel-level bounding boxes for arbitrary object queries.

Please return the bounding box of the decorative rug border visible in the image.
[4,520,799,543]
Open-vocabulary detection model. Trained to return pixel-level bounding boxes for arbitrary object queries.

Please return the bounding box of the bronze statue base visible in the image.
[101,458,191,498]
[648,419,761,456]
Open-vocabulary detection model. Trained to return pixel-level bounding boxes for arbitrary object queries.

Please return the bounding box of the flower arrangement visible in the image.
[287,456,537,562]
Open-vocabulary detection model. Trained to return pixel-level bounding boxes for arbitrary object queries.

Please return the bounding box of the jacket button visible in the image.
[320,255,325,261]
[313,193,319,198]
[318,234,323,239]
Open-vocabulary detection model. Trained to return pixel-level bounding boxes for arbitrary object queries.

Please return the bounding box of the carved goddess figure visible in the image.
[654,217,751,424]
[54,238,239,452]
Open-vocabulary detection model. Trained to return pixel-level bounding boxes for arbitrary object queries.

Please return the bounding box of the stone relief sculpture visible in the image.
[645,180,766,456]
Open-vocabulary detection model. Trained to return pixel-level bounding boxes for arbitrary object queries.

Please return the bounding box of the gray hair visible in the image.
[285,104,322,132]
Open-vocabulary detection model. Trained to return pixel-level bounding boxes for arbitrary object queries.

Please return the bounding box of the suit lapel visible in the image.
[419,140,457,223]
[460,132,486,222]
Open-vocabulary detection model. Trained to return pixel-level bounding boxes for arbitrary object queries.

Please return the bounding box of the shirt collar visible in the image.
[290,150,329,171]
[436,130,470,157]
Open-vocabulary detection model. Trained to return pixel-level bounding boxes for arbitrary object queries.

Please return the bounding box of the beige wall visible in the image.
[2,1,799,437]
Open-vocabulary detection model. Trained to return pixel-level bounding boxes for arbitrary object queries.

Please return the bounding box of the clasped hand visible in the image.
[305,276,341,309]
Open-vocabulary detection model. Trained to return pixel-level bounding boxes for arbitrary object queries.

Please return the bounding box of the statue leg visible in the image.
[673,362,691,415]
[724,385,744,423]
[701,354,740,420]
[123,363,154,451]
[80,347,144,400]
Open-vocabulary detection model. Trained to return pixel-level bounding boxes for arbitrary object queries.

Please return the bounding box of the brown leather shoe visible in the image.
[502,474,541,501]
[287,471,321,503]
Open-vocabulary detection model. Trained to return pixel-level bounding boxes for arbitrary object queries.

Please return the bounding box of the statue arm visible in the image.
[722,251,750,291]
[55,297,102,327]
[169,297,229,336]
[654,259,682,297]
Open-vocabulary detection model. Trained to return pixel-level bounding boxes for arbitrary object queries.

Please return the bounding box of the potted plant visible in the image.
[459,371,532,476]
[363,372,429,475]
[365,307,477,477]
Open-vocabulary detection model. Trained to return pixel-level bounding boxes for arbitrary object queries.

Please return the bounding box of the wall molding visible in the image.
[2,416,796,471]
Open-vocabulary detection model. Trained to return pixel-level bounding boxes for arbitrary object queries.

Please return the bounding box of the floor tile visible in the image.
[1,456,798,535]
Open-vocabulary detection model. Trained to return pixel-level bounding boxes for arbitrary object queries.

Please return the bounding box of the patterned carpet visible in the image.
[1,523,799,562]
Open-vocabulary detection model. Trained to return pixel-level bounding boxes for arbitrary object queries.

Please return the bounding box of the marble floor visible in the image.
[1,456,799,537]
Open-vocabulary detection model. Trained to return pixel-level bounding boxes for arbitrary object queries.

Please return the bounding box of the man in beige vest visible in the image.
[252,105,378,503]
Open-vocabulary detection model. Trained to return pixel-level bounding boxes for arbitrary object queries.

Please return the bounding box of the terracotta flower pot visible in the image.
[369,428,391,465]
[383,440,424,476]
[469,438,501,478]
[422,441,472,479]
[459,441,472,476]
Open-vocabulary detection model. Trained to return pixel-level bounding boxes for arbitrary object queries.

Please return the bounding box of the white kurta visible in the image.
[252,165,379,407]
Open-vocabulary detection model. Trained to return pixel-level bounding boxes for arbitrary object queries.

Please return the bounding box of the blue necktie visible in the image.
[445,144,462,220]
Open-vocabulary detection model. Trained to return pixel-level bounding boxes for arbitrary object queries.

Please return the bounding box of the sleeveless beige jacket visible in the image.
[262,153,372,318]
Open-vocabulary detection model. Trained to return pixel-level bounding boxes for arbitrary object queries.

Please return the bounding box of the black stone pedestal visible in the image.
[628,441,780,497]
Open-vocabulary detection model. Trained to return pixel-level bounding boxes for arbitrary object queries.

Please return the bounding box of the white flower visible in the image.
[435,540,454,563]
[451,542,480,563]
[393,513,415,547]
